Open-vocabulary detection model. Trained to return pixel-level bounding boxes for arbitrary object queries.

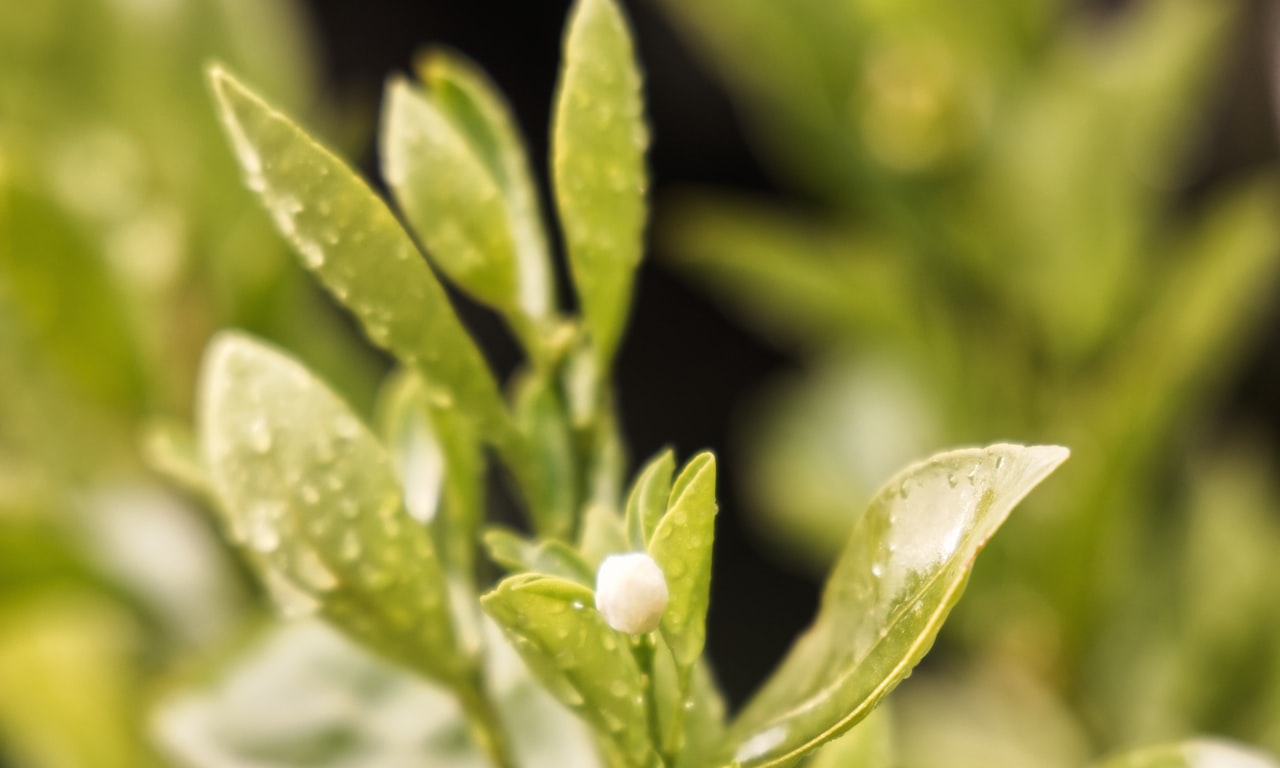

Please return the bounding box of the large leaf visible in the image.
[207,65,511,445]
[481,574,652,767]
[198,332,471,688]
[724,443,1069,767]
[1094,741,1279,768]
[551,0,648,369]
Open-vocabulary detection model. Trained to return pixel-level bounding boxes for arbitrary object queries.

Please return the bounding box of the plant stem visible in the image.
[458,679,516,768]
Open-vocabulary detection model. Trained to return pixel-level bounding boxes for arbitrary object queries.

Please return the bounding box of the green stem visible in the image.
[458,678,516,768]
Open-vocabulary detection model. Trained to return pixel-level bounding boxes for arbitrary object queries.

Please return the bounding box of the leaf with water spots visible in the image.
[207,65,511,449]
[198,332,472,688]
[648,452,716,669]
[381,67,554,334]
[480,574,653,766]
[1093,741,1279,768]
[551,0,649,370]
[625,449,675,550]
[723,444,1069,768]
[482,528,595,588]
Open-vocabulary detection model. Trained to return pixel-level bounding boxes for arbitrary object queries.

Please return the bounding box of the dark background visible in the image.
[300,0,1280,708]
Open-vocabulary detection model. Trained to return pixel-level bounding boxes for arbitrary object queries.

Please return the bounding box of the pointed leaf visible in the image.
[1094,741,1279,768]
[198,332,470,687]
[725,444,1069,767]
[480,574,652,766]
[207,65,511,445]
[380,78,522,319]
[417,49,556,323]
[551,0,649,369]
[649,452,717,667]
[625,448,675,550]
[482,528,595,588]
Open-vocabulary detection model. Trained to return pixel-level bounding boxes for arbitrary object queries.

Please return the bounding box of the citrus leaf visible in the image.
[649,452,716,668]
[482,528,595,588]
[724,443,1069,767]
[624,449,675,550]
[197,332,470,688]
[207,65,510,446]
[551,0,648,369]
[480,574,652,766]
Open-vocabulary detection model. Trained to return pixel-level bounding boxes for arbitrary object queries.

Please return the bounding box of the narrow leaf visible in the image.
[198,332,470,687]
[418,49,556,323]
[552,0,649,369]
[481,574,652,766]
[725,443,1069,767]
[482,528,595,588]
[207,65,511,445]
[649,452,717,667]
[625,449,676,550]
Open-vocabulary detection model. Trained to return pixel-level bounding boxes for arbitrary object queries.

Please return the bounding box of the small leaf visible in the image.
[482,528,595,588]
[512,368,578,539]
[649,452,717,668]
[724,443,1069,768]
[417,49,556,323]
[624,449,675,550]
[579,502,629,571]
[480,574,652,766]
[1093,741,1279,768]
[551,0,649,369]
[140,419,210,498]
[380,77,522,319]
[198,332,470,688]
[207,65,511,446]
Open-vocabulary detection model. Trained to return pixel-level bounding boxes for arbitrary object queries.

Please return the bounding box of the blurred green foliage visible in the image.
[651,0,1280,759]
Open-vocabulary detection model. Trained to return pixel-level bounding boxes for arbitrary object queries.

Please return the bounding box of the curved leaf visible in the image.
[649,452,717,668]
[480,574,652,767]
[551,0,649,369]
[625,448,675,550]
[724,443,1069,767]
[207,65,510,445]
[198,332,470,687]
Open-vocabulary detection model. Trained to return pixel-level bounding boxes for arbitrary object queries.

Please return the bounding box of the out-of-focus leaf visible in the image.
[649,452,716,668]
[624,449,674,551]
[481,574,651,766]
[482,528,595,588]
[198,332,471,688]
[0,592,158,768]
[662,196,919,349]
[551,0,648,369]
[512,368,577,539]
[141,419,210,498]
[207,65,512,446]
[417,49,555,325]
[155,618,603,768]
[578,502,629,572]
[724,444,1069,767]
[1094,741,1279,768]
[380,78,524,321]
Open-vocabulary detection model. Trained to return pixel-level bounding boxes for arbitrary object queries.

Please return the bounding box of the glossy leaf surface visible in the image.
[198,332,469,687]
[552,0,648,368]
[725,444,1069,767]
[649,452,716,668]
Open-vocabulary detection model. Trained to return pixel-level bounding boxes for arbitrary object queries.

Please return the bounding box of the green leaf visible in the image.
[1093,741,1279,768]
[551,0,649,369]
[197,332,470,688]
[624,449,675,550]
[140,419,210,499]
[807,705,894,768]
[417,49,556,323]
[649,452,717,668]
[480,574,652,766]
[206,65,511,446]
[724,443,1069,767]
[482,528,595,588]
[512,368,578,539]
[579,501,629,572]
[381,77,531,324]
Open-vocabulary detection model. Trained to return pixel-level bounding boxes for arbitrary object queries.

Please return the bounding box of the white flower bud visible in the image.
[594,552,668,635]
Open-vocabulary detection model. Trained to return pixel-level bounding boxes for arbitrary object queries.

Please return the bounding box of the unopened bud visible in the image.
[594,552,668,635]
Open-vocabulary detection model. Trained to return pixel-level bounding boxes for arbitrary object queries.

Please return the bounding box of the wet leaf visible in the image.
[482,528,595,588]
[624,449,675,550]
[551,0,648,369]
[198,332,470,688]
[480,574,651,766]
[207,65,511,446]
[724,444,1069,767]
[649,452,716,668]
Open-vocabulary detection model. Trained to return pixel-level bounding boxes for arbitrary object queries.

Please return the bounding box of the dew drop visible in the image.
[946,471,958,488]
[246,418,272,453]
[871,563,884,578]
[571,600,585,611]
